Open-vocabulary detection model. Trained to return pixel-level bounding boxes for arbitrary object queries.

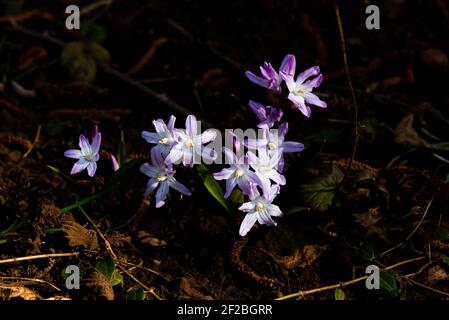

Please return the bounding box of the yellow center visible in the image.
[267,142,277,150]
[185,139,194,148]
[260,166,271,173]
[157,175,167,182]
[235,169,244,178]
[295,88,305,94]
[255,202,265,212]
[159,137,169,145]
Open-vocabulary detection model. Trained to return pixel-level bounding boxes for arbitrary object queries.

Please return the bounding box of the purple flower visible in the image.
[246,123,304,171]
[245,54,296,94]
[165,115,217,167]
[213,147,261,198]
[280,66,327,118]
[140,148,191,208]
[111,154,120,172]
[247,148,286,197]
[238,184,283,237]
[64,126,101,177]
[142,115,176,156]
[248,100,283,129]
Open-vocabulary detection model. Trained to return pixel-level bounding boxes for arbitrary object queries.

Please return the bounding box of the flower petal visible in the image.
[167,115,176,131]
[279,54,296,78]
[70,158,89,175]
[224,177,237,198]
[303,92,327,109]
[144,178,159,197]
[239,213,257,237]
[185,115,198,137]
[64,149,82,159]
[248,100,266,121]
[86,162,97,177]
[141,131,160,144]
[288,93,312,117]
[201,129,217,143]
[296,66,320,84]
[245,71,270,88]
[280,73,296,92]
[165,147,183,165]
[155,182,169,208]
[266,203,283,217]
[91,132,101,154]
[169,179,192,196]
[78,134,91,154]
[282,141,304,153]
[238,201,255,212]
[214,168,234,180]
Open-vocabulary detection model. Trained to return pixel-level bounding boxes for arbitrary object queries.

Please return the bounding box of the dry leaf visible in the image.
[353,207,382,228]
[426,265,449,283]
[62,216,99,250]
[180,277,213,300]
[394,114,430,148]
[278,245,328,269]
[137,231,167,247]
[0,284,41,300]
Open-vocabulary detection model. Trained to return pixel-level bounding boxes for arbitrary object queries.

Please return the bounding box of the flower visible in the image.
[165,115,217,167]
[140,147,191,208]
[238,184,283,236]
[213,147,261,198]
[248,100,283,129]
[245,54,296,94]
[280,65,327,117]
[64,126,101,177]
[246,122,304,171]
[110,154,120,171]
[141,115,177,156]
[247,148,286,196]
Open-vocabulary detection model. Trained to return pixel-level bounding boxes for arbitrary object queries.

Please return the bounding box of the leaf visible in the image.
[359,243,374,262]
[334,288,345,300]
[81,23,107,44]
[95,256,115,281]
[229,188,244,204]
[110,270,123,286]
[445,172,449,184]
[437,230,449,241]
[298,166,344,212]
[380,272,398,296]
[196,164,233,214]
[47,165,78,184]
[117,130,126,167]
[61,42,111,84]
[60,158,144,213]
[61,42,97,84]
[394,114,430,148]
[126,287,146,300]
[441,255,449,266]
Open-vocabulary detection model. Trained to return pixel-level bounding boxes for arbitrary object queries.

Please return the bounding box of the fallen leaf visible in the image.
[394,114,430,148]
[61,216,99,250]
[278,245,328,269]
[180,277,213,300]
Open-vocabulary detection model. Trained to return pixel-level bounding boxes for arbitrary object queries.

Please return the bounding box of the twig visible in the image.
[409,279,449,298]
[81,0,113,16]
[117,261,170,282]
[0,252,79,264]
[276,256,425,300]
[0,276,61,292]
[23,124,41,158]
[375,195,435,260]
[127,37,169,76]
[4,25,212,127]
[116,265,162,300]
[334,2,360,187]
[0,10,54,24]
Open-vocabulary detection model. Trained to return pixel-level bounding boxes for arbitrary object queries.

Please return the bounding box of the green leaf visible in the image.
[60,158,144,213]
[441,254,449,266]
[45,228,62,235]
[110,270,123,286]
[334,288,345,300]
[117,130,126,167]
[196,164,233,214]
[0,239,8,245]
[47,165,78,184]
[445,172,449,184]
[436,230,449,241]
[81,23,107,44]
[298,166,344,212]
[61,42,110,84]
[95,256,115,281]
[229,189,244,205]
[360,243,374,262]
[126,287,146,300]
[380,272,398,296]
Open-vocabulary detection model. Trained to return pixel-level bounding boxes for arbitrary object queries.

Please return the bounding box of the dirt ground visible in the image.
[1,0,449,300]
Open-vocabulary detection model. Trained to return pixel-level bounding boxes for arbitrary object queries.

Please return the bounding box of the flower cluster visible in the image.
[140,115,217,207]
[245,54,326,118]
[214,53,326,236]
